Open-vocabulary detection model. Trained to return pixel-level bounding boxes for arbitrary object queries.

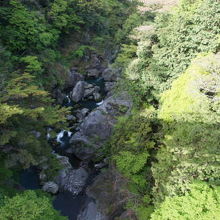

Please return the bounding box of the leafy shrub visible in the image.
[151,182,220,220]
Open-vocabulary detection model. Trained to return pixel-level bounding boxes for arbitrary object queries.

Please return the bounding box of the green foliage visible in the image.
[0,190,66,220]
[123,0,220,106]
[151,182,220,220]
[0,73,69,168]
[20,56,43,75]
[153,53,220,202]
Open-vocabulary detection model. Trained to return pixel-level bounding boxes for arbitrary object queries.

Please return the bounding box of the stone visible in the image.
[102,68,117,82]
[57,168,88,195]
[64,70,84,89]
[68,93,132,160]
[86,170,129,219]
[76,108,90,121]
[77,201,108,220]
[42,181,59,194]
[70,81,85,102]
[104,82,115,92]
[84,88,95,98]
[66,115,77,121]
[93,92,102,102]
[87,68,101,78]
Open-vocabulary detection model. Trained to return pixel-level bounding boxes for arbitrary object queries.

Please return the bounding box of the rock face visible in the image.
[77,201,108,220]
[102,68,117,82]
[56,168,88,195]
[86,170,131,219]
[64,70,84,89]
[68,93,132,160]
[71,81,85,102]
[42,181,59,194]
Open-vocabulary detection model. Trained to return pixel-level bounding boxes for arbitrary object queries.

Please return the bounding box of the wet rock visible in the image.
[42,181,59,194]
[87,171,127,219]
[102,68,117,82]
[84,82,94,89]
[84,87,95,98]
[64,70,84,89]
[68,93,132,160]
[77,201,108,220]
[57,168,88,195]
[93,92,102,102]
[87,68,101,78]
[66,115,77,121]
[70,81,85,102]
[76,108,90,121]
[104,82,115,92]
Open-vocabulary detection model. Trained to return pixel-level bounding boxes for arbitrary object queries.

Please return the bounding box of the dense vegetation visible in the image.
[109,0,220,219]
[0,0,136,218]
[1,0,220,219]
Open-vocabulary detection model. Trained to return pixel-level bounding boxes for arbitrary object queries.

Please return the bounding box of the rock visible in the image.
[77,201,108,220]
[104,82,115,92]
[57,168,88,195]
[84,82,94,89]
[68,93,132,160]
[64,70,84,89]
[84,88,95,98]
[93,92,102,102]
[54,89,66,104]
[76,108,90,121]
[102,68,117,82]
[39,171,47,182]
[87,68,101,78]
[54,154,72,170]
[87,170,127,219]
[42,181,59,194]
[70,81,85,102]
[66,115,77,121]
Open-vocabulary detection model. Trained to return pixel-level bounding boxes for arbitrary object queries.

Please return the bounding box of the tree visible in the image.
[153,53,220,202]
[0,190,67,220]
[151,182,220,220]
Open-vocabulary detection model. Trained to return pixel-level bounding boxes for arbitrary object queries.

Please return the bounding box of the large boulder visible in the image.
[77,201,108,220]
[102,68,117,82]
[68,93,132,160]
[56,168,88,195]
[70,81,85,102]
[87,68,101,78]
[86,170,130,219]
[42,181,59,194]
[64,69,84,89]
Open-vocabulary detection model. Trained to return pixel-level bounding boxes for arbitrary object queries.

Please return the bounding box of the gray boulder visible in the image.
[76,108,90,121]
[68,93,132,160]
[93,92,102,102]
[64,70,84,89]
[87,68,101,78]
[70,81,85,102]
[77,201,108,220]
[42,181,59,194]
[56,168,88,195]
[102,68,117,82]
[104,82,115,92]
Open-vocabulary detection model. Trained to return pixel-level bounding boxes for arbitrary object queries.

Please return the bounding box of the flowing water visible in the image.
[20,76,106,220]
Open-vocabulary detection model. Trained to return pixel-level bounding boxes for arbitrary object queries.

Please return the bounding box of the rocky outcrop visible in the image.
[56,168,88,195]
[70,81,85,102]
[67,93,132,160]
[102,68,117,82]
[42,181,59,194]
[77,200,108,220]
[86,169,132,219]
[64,69,84,89]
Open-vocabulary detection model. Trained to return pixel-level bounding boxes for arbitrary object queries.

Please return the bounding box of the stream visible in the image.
[20,76,107,220]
